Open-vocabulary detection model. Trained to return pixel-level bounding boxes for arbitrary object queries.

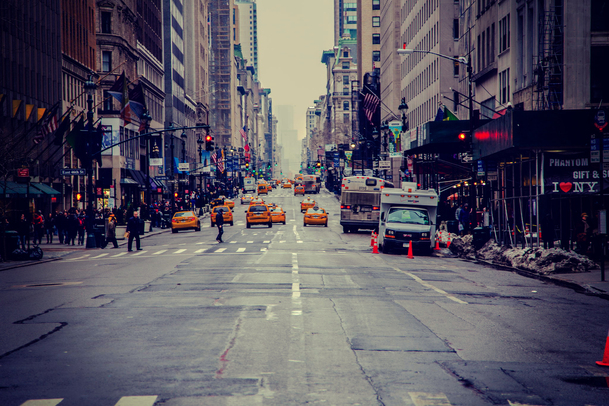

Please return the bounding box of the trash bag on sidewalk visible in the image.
[29,246,43,260]
[10,249,29,260]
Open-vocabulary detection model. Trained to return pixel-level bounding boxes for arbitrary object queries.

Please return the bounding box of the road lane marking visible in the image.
[112,252,127,257]
[230,241,237,243]
[91,253,109,259]
[237,248,246,252]
[132,250,147,256]
[115,396,158,406]
[247,241,254,243]
[297,241,303,243]
[392,266,468,305]
[70,255,90,260]
[152,250,167,255]
[173,249,186,254]
[20,400,63,406]
[408,392,451,406]
[215,248,227,253]
[263,240,270,243]
[194,249,206,253]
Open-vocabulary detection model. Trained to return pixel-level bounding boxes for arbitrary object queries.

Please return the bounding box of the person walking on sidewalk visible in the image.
[32,211,44,245]
[45,213,55,244]
[126,211,142,252]
[104,213,119,248]
[17,213,29,250]
[215,209,224,243]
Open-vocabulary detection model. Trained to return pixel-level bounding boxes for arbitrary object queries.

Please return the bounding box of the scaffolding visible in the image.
[210,0,232,145]
[534,0,564,111]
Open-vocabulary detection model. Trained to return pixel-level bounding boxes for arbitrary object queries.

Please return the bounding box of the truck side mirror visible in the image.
[381,212,385,221]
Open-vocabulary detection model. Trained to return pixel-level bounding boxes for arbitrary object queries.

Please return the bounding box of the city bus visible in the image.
[340,176,394,233]
[302,174,321,194]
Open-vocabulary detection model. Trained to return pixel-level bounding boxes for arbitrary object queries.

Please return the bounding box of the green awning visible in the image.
[30,183,61,195]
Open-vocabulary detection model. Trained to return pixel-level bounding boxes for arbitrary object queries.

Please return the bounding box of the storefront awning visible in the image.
[0,181,60,197]
[127,169,147,187]
[120,178,139,185]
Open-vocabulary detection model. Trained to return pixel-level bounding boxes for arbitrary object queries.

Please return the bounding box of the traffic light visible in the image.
[316,162,321,168]
[174,192,178,198]
[457,131,470,143]
[76,193,82,201]
[205,134,214,151]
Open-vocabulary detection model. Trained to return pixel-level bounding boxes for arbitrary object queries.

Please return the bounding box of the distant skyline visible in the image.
[256,0,334,141]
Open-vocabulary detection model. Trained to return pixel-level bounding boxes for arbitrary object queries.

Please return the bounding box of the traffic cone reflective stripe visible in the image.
[596,328,609,367]
[407,240,414,259]
[446,235,452,249]
[372,235,379,254]
[371,231,376,247]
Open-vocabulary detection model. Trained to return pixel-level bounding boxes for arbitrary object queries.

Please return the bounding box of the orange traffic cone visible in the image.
[407,240,414,259]
[372,236,379,254]
[597,328,609,367]
[446,235,451,249]
[370,231,376,247]
[434,237,441,251]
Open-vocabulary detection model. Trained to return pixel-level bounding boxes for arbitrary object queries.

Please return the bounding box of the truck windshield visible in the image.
[387,208,429,225]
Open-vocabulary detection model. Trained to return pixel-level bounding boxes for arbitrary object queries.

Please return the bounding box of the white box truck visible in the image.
[243,177,256,194]
[377,182,438,255]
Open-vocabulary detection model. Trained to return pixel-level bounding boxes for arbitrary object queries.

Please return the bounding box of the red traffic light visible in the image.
[205,134,212,142]
[458,132,467,141]
[76,193,82,201]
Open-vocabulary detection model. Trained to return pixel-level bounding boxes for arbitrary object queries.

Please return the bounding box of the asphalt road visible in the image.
[1,187,608,406]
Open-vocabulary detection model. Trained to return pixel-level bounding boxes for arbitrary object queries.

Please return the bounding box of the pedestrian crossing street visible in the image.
[65,240,299,261]
[15,394,547,406]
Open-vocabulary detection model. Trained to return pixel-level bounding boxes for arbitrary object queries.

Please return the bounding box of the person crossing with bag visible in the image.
[126,211,142,252]
[215,209,224,243]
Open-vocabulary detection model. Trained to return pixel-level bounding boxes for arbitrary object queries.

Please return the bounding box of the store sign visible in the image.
[544,152,606,194]
[150,158,163,166]
[178,163,190,172]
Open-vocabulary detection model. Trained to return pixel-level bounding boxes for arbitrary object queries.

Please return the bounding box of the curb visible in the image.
[0,256,63,272]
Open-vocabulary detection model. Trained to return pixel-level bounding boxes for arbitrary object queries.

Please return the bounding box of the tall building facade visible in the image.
[357,0,381,86]
[335,0,358,46]
[235,0,259,79]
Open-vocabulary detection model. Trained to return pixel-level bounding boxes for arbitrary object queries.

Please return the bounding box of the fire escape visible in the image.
[534,2,564,110]
[210,0,232,146]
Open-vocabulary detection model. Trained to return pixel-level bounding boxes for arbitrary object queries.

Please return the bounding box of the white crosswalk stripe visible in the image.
[194,249,206,253]
[215,248,227,253]
[152,250,167,255]
[173,249,186,254]
[91,253,109,259]
[132,250,147,256]
[20,400,63,406]
[237,247,246,252]
[115,396,158,406]
[111,252,127,257]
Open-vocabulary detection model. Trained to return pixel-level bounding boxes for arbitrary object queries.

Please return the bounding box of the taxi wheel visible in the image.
[268,222,272,228]
[210,222,214,227]
[172,229,178,233]
[230,221,234,226]
[303,222,307,227]
[325,222,328,227]
[246,222,251,228]
[283,220,286,225]
[196,225,201,231]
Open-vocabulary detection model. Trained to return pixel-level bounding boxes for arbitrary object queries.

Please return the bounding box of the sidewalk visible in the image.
[545,264,609,299]
[0,223,174,272]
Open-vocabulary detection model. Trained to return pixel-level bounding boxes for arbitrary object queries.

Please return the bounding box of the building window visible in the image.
[342,61,350,69]
[372,0,380,10]
[372,51,381,62]
[102,51,112,72]
[344,3,357,11]
[346,15,357,24]
[372,33,380,44]
[103,90,113,111]
[101,12,111,34]
[343,101,350,110]
[344,50,349,58]
[500,68,510,104]
[499,14,510,53]
[344,113,350,123]
[343,87,349,96]
[343,75,349,85]
[453,57,459,76]
[372,16,380,27]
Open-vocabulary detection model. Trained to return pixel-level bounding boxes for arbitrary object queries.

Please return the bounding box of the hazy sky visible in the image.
[256,0,334,141]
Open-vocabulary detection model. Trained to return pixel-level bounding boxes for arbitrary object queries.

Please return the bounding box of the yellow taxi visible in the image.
[210,197,224,207]
[171,211,201,233]
[224,198,235,209]
[245,204,272,228]
[250,197,265,206]
[270,206,286,224]
[282,182,292,189]
[257,184,269,195]
[240,194,253,204]
[300,197,316,213]
[210,205,234,226]
[294,185,305,195]
[303,207,328,227]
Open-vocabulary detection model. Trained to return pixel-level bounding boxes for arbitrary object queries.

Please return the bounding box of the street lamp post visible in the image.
[141,110,152,231]
[167,123,175,213]
[84,75,97,249]
[397,47,475,209]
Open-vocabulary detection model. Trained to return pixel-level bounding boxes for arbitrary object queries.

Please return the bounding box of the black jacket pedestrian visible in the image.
[215,210,225,226]
[126,216,140,236]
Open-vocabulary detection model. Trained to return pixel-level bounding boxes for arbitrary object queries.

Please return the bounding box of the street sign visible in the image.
[166,179,178,183]
[179,179,189,183]
[61,168,86,176]
[178,163,190,171]
[378,161,391,169]
[155,176,169,180]
[17,168,29,177]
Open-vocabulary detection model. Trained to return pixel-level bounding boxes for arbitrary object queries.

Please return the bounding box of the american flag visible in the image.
[363,92,381,124]
[33,104,60,144]
[211,150,225,173]
[217,149,225,173]
[240,126,247,141]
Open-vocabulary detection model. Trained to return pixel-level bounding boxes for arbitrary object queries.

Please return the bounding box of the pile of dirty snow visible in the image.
[448,235,598,275]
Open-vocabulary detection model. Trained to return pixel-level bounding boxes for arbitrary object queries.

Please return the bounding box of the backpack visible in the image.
[78,217,85,228]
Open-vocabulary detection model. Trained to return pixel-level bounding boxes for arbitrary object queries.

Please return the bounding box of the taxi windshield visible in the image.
[308,208,325,214]
[250,205,268,212]
[387,208,429,225]
[214,207,228,213]
[174,212,195,217]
